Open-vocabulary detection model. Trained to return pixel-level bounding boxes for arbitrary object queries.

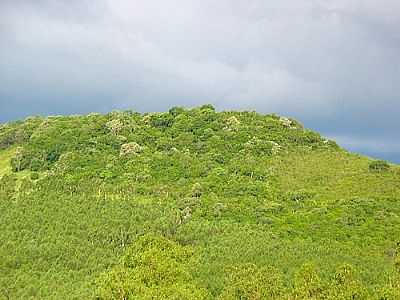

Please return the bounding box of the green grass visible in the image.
[270,149,400,201]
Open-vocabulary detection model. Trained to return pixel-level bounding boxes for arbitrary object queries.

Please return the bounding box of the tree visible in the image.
[95,234,209,300]
[120,142,144,156]
[369,160,390,172]
[218,263,285,300]
[106,119,124,135]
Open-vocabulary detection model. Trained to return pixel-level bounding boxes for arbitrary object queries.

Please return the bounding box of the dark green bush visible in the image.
[150,113,174,128]
[169,106,186,117]
[29,158,43,172]
[369,160,390,172]
[199,104,215,112]
[46,150,60,163]
[30,172,39,180]
[10,147,31,172]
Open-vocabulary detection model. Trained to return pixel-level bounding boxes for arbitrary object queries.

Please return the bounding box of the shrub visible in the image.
[290,130,322,146]
[10,147,31,172]
[105,119,124,135]
[219,264,285,299]
[286,189,316,202]
[0,174,17,198]
[191,183,202,198]
[369,160,390,172]
[280,117,293,127]
[243,137,273,156]
[169,106,186,117]
[293,263,324,299]
[95,235,209,300]
[99,170,115,180]
[46,149,60,163]
[224,116,241,131]
[327,264,369,299]
[29,158,43,171]
[30,172,39,180]
[199,104,215,112]
[150,113,174,128]
[120,142,143,156]
[213,202,226,217]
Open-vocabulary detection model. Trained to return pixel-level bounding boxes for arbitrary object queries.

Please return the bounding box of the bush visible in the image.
[105,119,123,135]
[191,183,202,198]
[199,104,215,112]
[243,137,273,156]
[286,189,316,202]
[95,235,209,300]
[219,264,285,299]
[0,174,17,198]
[30,172,39,180]
[169,106,186,117]
[150,113,174,128]
[293,263,324,299]
[29,158,43,171]
[369,160,390,172]
[46,149,60,163]
[10,147,31,172]
[327,264,369,299]
[120,142,143,156]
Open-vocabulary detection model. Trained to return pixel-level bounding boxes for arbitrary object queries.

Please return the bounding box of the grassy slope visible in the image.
[0,109,399,299]
[188,150,400,295]
[272,150,400,200]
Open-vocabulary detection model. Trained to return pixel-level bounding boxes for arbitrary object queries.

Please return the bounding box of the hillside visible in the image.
[1,105,399,299]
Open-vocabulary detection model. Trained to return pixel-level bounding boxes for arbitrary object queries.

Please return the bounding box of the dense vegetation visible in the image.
[0,105,399,299]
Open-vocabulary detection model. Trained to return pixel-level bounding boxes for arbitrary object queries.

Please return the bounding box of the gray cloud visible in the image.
[0,0,399,162]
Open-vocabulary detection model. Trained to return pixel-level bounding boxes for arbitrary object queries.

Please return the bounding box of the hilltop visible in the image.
[1,105,400,299]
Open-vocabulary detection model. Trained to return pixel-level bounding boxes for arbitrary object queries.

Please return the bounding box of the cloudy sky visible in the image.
[0,1,399,162]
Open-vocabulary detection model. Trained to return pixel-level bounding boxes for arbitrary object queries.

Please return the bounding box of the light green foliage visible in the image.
[191,182,202,198]
[0,106,399,299]
[325,264,369,299]
[224,116,241,132]
[10,146,25,171]
[292,263,324,299]
[120,142,143,156]
[0,174,17,199]
[0,147,16,178]
[291,264,371,299]
[96,234,209,300]
[218,264,285,299]
[0,116,42,150]
[106,119,124,135]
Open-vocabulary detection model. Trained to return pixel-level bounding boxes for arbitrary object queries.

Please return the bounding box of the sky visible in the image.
[0,1,399,163]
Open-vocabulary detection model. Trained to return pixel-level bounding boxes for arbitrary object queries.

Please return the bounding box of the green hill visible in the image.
[1,105,399,299]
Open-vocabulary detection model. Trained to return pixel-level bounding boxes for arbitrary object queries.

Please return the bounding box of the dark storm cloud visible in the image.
[0,0,399,162]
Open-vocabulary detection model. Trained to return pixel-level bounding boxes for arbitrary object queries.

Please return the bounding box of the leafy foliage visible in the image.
[369,160,391,172]
[95,234,209,299]
[0,106,399,299]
